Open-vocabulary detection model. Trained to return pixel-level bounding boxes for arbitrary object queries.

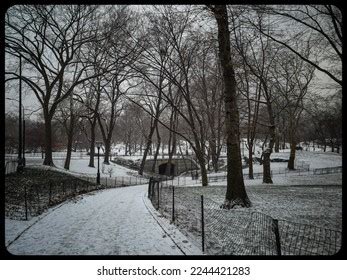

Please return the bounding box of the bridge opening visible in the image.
[158,162,175,176]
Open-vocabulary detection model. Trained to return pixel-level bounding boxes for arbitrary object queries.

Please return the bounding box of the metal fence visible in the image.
[5,172,148,220]
[207,166,342,183]
[148,179,341,256]
[6,176,95,220]
[313,166,342,175]
[77,175,149,187]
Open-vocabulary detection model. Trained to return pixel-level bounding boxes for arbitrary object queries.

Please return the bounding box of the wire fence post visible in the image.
[273,219,282,256]
[201,194,205,253]
[172,185,175,222]
[157,181,160,210]
[24,184,28,220]
[148,177,152,198]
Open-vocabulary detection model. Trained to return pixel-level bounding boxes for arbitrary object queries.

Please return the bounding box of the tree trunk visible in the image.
[195,150,208,186]
[64,117,75,170]
[103,139,111,164]
[282,131,286,149]
[262,148,272,183]
[139,125,156,175]
[43,116,54,166]
[151,125,161,173]
[262,127,275,183]
[212,5,250,208]
[88,119,96,168]
[274,130,280,153]
[210,140,219,173]
[287,140,296,170]
[248,142,254,179]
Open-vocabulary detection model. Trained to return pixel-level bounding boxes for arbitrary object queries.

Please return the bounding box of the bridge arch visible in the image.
[158,162,175,176]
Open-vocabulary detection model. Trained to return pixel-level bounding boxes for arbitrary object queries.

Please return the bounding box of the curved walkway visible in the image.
[7,185,186,255]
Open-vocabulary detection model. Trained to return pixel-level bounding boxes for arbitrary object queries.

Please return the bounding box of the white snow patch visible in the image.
[6,185,187,255]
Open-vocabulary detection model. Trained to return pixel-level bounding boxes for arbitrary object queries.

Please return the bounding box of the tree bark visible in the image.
[88,119,96,167]
[287,140,296,170]
[262,127,275,183]
[151,125,161,173]
[211,5,250,208]
[43,115,54,166]
[139,123,156,175]
[103,138,111,164]
[64,116,75,170]
[194,148,208,186]
[248,142,254,179]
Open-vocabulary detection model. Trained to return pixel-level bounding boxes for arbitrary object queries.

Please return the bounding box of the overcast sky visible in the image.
[5,5,341,121]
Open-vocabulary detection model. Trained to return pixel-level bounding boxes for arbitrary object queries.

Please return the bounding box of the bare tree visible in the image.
[191,35,225,173]
[5,6,107,166]
[54,90,81,170]
[271,49,315,169]
[236,59,261,179]
[232,9,280,184]
[208,5,251,208]
[252,5,342,87]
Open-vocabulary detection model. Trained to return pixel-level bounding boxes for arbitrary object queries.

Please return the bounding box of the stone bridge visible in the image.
[143,157,199,176]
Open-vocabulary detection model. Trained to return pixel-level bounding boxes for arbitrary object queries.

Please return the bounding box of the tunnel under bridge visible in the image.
[143,157,198,176]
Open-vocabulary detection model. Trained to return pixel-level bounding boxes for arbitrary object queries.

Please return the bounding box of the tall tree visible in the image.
[208,5,251,208]
[271,49,315,169]
[5,6,105,166]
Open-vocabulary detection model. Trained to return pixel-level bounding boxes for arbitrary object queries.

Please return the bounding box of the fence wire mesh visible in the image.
[207,166,342,183]
[148,178,341,256]
[5,176,97,220]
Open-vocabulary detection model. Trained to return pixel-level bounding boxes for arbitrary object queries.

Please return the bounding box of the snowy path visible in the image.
[7,185,185,255]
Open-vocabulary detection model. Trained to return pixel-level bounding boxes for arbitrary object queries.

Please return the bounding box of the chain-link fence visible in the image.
[6,176,105,220]
[77,174,149,187]
[207,166,342,183]
[148,178,341,256]
[5,168,149,220]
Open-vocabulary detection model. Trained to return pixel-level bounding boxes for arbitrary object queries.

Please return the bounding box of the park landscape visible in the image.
[4,5,342,255]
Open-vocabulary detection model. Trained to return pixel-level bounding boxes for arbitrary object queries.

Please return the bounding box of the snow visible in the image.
[6,185,199,255]
[201,150,342,178]
[23,154,139,179]
[5,150,342,255]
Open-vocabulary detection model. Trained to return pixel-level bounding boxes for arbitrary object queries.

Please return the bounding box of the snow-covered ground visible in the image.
[5,150,342,255]
[204,150,342,178]
[22,154,139,179]
[6,185,200,255]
